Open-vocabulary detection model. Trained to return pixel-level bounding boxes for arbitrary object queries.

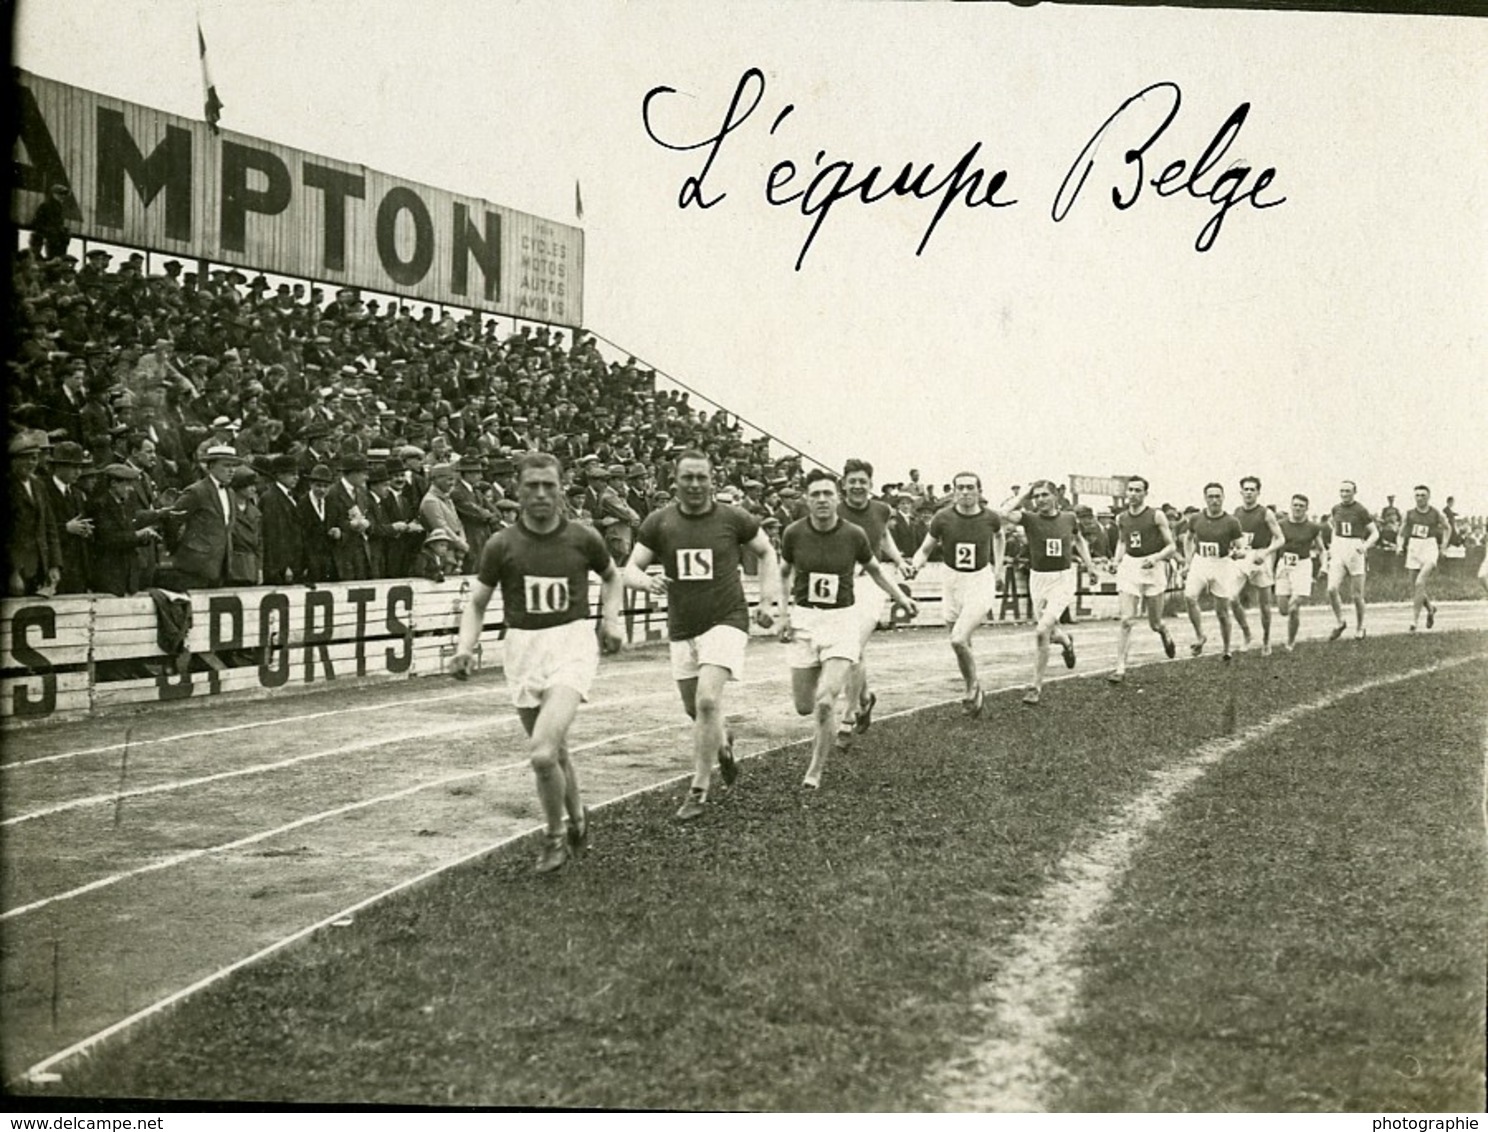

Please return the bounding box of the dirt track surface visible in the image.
[4,602,1485,1082]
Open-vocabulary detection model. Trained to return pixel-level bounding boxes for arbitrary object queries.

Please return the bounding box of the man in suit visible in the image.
[168,445,241,589]
[451,454,496,572]
[7,431,64,597]
[260,453,304,586]
[298,464,338,585]
[326,452,373,582]
[418,462,470,565]
[86,464,164,596]
[38,441,93,594]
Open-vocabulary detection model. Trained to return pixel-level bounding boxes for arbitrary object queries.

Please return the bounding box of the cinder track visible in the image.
[4,603,1484,1082]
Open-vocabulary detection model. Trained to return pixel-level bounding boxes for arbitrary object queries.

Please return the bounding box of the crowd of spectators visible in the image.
[5,243,1483,599]
[5,244,823,596]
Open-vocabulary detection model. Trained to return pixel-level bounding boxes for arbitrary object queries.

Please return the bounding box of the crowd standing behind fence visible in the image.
[6,251,1485,598]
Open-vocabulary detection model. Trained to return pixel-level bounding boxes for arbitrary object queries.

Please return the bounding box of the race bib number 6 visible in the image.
[676,548,715,580]
[808,573,840,604]
[524,576,571,614]
[954,543,976,570]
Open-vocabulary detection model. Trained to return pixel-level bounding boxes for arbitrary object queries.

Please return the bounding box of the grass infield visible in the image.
[45,631,1488,1110]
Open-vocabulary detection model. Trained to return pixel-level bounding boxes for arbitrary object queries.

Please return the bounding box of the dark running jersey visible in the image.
[1400,506,1446,547]
[1117,506,1166,559]
[781,518,873,609]
[929,505,1001,572]
[1188,511,1243,559]
[1021,510,1078,572]
[1234,504,1275,551]
[636,501,759,641]
[1276,518,1322,568]
[839,498,894,557]
[477,517,611,631]
[1330,500,1373,541]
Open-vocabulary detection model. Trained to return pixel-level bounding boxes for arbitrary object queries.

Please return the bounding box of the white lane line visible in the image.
[1,667,816,824]
[0,721,688,923]
[14,667,1065,1086]
[932,654,1483,1113]
[0,631,961,772]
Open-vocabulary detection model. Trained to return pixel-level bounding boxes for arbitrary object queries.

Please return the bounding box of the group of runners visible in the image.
[451,451,1473,872]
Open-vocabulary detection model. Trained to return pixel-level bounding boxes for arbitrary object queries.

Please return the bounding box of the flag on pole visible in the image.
[575,179,584,222]
[198,20,223,134]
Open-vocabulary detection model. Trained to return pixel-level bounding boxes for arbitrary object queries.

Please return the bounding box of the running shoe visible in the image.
[1107,671,1126,685]
[718,729,739,786]
[1355,627,1367,641]
[1022,687,1041,706]
[1062,636,1077,669]
[1260,644,1272,657]
[676,789,708,821]
[1222,651,1233,663]
[1328,622,1346,641]
[1190,639,1206,657]
[834,728,854,751]
[1427,604,1436,629]
[963,684,984,717]
[854,692,878,734]
[535,832,569,874]
[802,767,822,789]
[567,806,591,859]
[1161,630,1177,659]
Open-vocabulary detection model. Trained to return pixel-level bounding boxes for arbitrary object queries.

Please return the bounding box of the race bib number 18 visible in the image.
[524,576,571,614]
[676,548,715,580]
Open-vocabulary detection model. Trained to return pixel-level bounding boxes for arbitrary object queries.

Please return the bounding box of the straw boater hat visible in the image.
[203,445,243,464]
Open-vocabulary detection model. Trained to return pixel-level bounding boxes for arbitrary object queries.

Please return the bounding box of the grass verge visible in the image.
[1050,657,1487,1112]
[39,632,1488,1110]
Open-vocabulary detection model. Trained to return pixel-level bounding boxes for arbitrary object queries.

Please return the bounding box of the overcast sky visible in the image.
[15,1,1487,512]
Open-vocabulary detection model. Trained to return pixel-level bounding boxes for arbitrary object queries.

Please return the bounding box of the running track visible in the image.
[4,603,1485,1083]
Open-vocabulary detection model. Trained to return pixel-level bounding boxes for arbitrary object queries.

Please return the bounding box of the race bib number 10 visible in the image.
[524,576,571,614]
[954,543,976,570]
[676,548,715,580]
[808,573,840,604]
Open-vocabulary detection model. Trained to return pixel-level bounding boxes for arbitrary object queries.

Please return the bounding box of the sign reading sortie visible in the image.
[1069,474,1131,502]
[11,69,584,325]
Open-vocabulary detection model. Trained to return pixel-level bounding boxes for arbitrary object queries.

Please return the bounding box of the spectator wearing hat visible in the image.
[80,376,118,467]
[168,445,243,589]
[29,184,73,261]
[227,465,263,586]
[261,454,304,585]
[365,459,415,578]
[395,445,428,504]
[8,432,64,596]
[40,441,94,593]
[585,463,642,565]
[415,528,462,583]
[419,463,470,565]
[888,494,926,559]
[195,416,239,472]
[1074,505,1110,560]
[298,464,338,584]
[86,464,164,596]
[451,454,497,572]
[625,463,652,520]
[326,452,373,581]
[296,425,338,492]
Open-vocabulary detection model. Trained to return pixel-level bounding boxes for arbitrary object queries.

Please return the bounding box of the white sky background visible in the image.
[14,0,1487,513]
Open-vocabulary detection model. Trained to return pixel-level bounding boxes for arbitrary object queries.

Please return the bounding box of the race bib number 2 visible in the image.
[524,576,571,614]
[676,548,715,580]
[954,543,976,570]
